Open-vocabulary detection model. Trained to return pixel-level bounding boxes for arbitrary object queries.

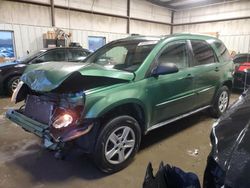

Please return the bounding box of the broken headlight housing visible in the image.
[53,113,73,129]
[49,105,88,141]
[51,106,83,129]
[49,92,85,139]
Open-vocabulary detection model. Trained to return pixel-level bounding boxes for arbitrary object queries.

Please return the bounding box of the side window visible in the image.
[214,41,231,62]
[68,50,87,61]
[40,49,66,62]
[191,40,216,66]
[158,41,188,69]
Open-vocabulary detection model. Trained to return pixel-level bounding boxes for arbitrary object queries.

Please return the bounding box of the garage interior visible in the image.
[0,0,249,187]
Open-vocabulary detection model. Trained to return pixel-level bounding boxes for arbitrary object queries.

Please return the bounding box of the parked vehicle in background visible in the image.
[7,34,233,173]
[233,53,250,90]
[0,47,91,95]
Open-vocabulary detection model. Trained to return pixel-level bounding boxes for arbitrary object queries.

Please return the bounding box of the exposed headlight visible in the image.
[52,114,73,129]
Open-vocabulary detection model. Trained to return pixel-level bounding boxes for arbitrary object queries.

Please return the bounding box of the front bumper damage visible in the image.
[6,109,94,151]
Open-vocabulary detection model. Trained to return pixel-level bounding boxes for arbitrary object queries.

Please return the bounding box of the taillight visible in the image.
[237,62,250,72]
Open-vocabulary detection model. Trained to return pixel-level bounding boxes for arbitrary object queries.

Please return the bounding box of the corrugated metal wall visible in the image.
[0,0,171,58]
[2,0,249,57]
[173,1,250,53]
[220,34,250,54]
[0,23,129,58]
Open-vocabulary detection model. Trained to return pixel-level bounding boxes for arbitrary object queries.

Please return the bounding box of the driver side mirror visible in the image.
[151,63,179,76]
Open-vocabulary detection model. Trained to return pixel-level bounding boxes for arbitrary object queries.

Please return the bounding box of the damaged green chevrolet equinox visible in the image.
[7,34,233,173]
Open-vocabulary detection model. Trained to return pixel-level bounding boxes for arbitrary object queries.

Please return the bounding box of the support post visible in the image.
[50,0,55,26]
[127,0,130,34]
[170,10,174,34]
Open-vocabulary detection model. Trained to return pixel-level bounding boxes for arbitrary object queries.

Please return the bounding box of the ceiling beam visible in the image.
[174,16,250,26]
[147,0,241,10]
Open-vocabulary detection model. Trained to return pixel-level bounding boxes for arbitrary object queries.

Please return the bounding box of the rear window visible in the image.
[233,55,250,64]
[42,49,66,62]
[214,41,231,62]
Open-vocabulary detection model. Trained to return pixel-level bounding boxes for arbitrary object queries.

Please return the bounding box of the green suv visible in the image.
[6,34,233,173]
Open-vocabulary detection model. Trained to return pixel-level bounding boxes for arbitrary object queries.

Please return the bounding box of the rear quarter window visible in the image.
[214,41,231,62]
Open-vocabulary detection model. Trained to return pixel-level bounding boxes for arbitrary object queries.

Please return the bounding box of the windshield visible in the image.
[84,40,158,72]
[18,49,46,63]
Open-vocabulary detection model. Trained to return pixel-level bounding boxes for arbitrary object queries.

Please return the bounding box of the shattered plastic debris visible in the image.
[187,149,199,157]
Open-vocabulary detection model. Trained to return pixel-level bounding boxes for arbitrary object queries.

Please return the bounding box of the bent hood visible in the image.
[21,61,134,92]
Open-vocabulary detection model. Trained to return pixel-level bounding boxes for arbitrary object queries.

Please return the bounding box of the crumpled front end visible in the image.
[7,87,95,151]
[6,62,132,153]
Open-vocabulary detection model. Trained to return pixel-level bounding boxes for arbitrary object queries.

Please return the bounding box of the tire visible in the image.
[93,115,141,173]
[6,76,20,96]
[209,86,230,118]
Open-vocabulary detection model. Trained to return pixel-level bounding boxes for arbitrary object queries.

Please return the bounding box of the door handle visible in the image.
[215,67,220,72]
[185,74,194,79]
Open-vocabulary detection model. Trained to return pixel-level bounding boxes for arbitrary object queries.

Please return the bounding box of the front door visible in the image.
[147,40,196,126]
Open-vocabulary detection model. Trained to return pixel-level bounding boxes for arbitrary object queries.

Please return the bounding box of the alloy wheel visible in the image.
[11,78,20,92]
[218,91,229,113]
[105,126,136,165]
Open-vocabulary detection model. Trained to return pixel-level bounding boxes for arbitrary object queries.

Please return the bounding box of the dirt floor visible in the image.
[0,93,240,188]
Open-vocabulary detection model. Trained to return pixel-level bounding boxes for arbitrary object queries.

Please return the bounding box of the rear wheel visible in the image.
[93,115,141,173]
[6,76,20,96]
[209,86,230,118]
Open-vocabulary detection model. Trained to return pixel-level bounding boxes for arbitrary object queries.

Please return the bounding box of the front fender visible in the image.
[84,89,148,124]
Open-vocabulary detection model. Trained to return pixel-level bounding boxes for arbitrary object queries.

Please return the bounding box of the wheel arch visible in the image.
[97,101,147,135]
[3,73,22,89]
[222,80,233,91]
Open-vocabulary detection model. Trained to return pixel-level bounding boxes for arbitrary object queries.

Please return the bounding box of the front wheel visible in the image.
[209,86,230,118]
[93,115,141,173]
[7,76,20,96]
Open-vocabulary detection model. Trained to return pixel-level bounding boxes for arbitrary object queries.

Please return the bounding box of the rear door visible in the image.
[147,40,196,125]
[189,40,220,109]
